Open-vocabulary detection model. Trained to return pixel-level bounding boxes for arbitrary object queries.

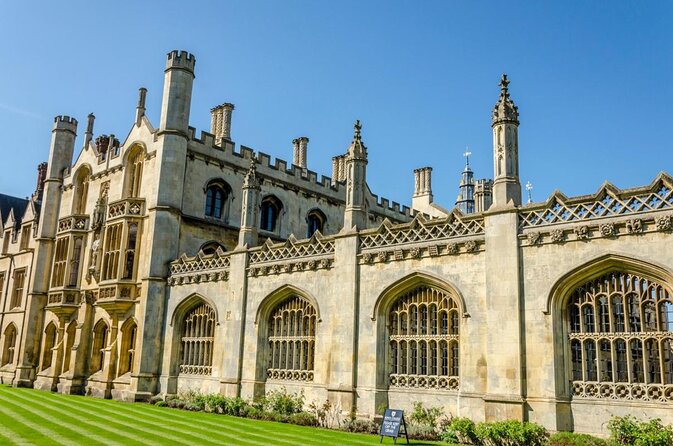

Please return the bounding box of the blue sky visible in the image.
[1,1,671,208]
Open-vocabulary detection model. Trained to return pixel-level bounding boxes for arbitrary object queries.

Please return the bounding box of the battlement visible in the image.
[53,115,78,132]
[166,50,196,72]
[370,192,412,218]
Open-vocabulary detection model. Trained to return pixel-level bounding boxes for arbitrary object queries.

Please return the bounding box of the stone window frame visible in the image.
[1,323,17,366]
[40,321,57,371]
[118,318,137,376]
[71,165,91,215]
[123,146,145,199]
[62,321,77,374]
[10,268,26,309]
[306,208,326,238]
[388,285,460,391]
[179,302,216,376]
[203,179,232,221]
[90,319,109,374]
[260,195,283,234]
[266,295,317,382]
[564,271,673,402]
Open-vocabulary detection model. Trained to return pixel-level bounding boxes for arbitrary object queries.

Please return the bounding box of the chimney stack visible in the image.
[210,103,234,145]
[293,136,308,168]
[332,155,346,183]
[135,87,147,125]
[33,162,48,203]
[413,167,433,197]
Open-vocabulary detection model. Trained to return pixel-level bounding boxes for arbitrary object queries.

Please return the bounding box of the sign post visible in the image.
[379,408,409,444]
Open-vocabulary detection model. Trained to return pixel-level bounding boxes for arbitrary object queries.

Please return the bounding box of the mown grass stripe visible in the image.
[0,399,81,446]
[0,415,36,446]
[17,390,263,446]
[124,403,381,446]
[12,389,172,446]
[8,387,156,446]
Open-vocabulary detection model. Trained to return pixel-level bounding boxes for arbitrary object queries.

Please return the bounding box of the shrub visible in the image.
[409,401,444,428]
[154,400,168,408]
[264,388,304,416]
[407,424,440,441]
[342,419,379,434]
[288,412,318,427]
[609,416,673,446]
[549,431,611,446]
[224,397,248,416]
[148,395,164,405]
[446,417,478,445]
[475,420,548,446]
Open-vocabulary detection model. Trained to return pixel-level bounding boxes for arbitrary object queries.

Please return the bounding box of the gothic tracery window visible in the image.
[389,285,460,390]
[41,322,57,371]
[567,272,673,402]
[91,320,109,374]
[72,167,90,215]
[267,295,316,382]
[180,303,216,376]
[62,321,76,374]
[124,149,144,198]
[118,320,137,376]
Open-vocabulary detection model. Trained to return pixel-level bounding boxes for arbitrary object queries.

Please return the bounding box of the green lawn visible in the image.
[0,385,446,445]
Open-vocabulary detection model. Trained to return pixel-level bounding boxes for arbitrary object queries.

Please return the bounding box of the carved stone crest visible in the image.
[464,241,478,252]
[656,214,672,231]
[574,225,589,240]
[626,219,643,234]
[446,243,458,255]
[527,231,542,245]
[550,229,565,243]
[362,252,373,263]
[599,223,616,237]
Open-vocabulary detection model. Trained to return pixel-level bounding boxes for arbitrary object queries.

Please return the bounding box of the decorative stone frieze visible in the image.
[599,222,616,237]
[527,231,542,245]
[656,214,672,231]
[57,215,89,233]
[550,229,565,243]
[626,218,643,234]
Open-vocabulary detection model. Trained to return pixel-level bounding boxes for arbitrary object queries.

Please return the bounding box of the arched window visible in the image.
[124,149,144,198]
[72,167,90,215]
[306,209,326,238]
[180,303,216,376]
[62,321,76,374]
[566,272,673,401]
[68,236,83,287]
[204,181,230,219]
[267,295,316,382]
[122,223,138,280]
[260,196,282,233]
[388,285,460,390]
[41,322,57,371]
[200,241,225,256]
[91,320,109,374]
[2,324,17,366]
[118,320,137,376]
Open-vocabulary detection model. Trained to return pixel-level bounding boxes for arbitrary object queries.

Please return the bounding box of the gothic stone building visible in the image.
[1,50,672,436]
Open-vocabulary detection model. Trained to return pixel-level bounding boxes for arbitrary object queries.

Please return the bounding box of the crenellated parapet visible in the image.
[166,50,195,73]
[519,173,673,246]
[53,115,78,133]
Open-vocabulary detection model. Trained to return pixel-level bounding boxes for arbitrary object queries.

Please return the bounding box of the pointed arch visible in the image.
[72,164,92,214]
[546,253,673,316]
[90,319,109,374]
[372,271,469,321]
[2,323,18,366]
[40,322,57,371]
[170,293,219,328]
[255,284,319,383]
[549,253,673,401]
[122,144,146,198]
[62,320,77,374]
[118,318,138,376]
[254,284,321,324]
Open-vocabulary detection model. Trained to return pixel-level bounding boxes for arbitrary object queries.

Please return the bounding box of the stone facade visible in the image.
[0,51,672,437]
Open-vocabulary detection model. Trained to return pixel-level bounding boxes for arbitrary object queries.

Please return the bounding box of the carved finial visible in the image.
[243,157,260,189]
[500,74,510,94]
[353,120,362,141]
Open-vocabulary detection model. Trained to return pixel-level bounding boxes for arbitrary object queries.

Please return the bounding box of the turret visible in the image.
[474,179,493,213]
[491,74,521,207]
[210,102,234,145]
[238,158,261,247]
[343,120,368,230]
[455,151,475,214]
[83,113,95,150]
[159,50,195,135]
[46,116,77,180]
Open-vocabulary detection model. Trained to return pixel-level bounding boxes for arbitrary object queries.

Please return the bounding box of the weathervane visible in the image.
[525,181,533,204]
[463,147,472,167]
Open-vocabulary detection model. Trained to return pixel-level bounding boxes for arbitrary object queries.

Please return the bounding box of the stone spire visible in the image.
[344,120,368,230]
[492,74,519,125]
[238,157,261,247]
[456,149,475,213]
[491,74,521,207]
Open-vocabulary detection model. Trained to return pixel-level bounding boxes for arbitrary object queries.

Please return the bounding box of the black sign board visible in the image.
[379,409,409,444]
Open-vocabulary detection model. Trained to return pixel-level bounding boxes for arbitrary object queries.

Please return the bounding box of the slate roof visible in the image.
[0,193,30,227]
